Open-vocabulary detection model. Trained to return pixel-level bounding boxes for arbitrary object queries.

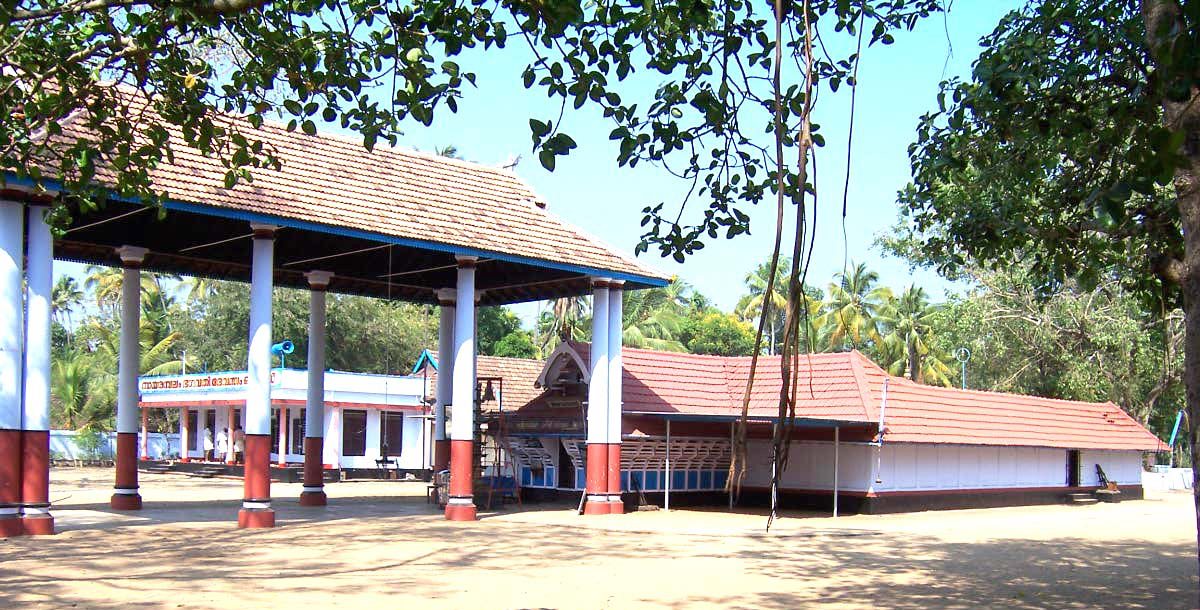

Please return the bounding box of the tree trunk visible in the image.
[908,338,920,383]
[1142,0,1200,594]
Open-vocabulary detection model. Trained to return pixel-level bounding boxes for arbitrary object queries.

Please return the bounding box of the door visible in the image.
[1066,450,1081,487]
[558,440,575,489]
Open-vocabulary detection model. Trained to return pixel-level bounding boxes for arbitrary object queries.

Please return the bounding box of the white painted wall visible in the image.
[742,439,875,492]
[741,440,1147,493]
[1079,449,1143,486]
[50,430,179,460]
[335,409,427,470]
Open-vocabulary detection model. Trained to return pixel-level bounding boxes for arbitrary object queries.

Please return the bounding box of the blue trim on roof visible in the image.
[6,173,669,286]
[411,349,438,375]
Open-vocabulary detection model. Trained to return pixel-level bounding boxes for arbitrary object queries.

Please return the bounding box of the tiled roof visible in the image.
[49,90,665,283]
[426,355,547,413]
[855,363,1166,451]
[532,343,1164,451]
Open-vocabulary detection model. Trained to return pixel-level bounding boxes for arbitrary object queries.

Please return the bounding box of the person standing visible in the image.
[232,426,244,464]
[215,427,229,463]
[202,426,214,461]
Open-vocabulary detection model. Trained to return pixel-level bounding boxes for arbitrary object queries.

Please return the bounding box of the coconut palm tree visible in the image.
[738,258,790,355]
[538,296,589,352]
[52,276,84,333]
[621,280,694,352]
[824,262,891,351]
[875,286,953,386]
[50,348,101,429]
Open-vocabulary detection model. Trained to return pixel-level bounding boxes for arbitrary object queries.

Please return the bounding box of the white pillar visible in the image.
[606,281,624,511]
[239,223,276,528]
[450,261,476,444]
[180,407,190,460]
[17,204,55,534]
[116,247,147,438]
[583,279,610,514]
[434,288,455,470]
[445,256,478,520]
[833,426,840,518]
[664,418,671,512]
[245,227,275,438]
[0,201,23,535]
[607,282,624,445]
[587,281,610,446]
[277,405,288,464]
[111,245,147,510]
[23,206,51,435]
[305,271,331,444]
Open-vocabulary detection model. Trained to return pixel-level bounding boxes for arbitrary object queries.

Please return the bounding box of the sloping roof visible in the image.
[37,88,666,290]
[562,342,875,422]
[527,343,1164,452]
[423,354,547,412]
[854,363,1165,451]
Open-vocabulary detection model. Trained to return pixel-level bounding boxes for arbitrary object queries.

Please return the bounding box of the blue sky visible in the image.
[57,2,1024,327]
[376,1,1024,319]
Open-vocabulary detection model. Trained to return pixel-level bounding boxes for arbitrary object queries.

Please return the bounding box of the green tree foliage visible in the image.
[737,258,790,355]
[931,267,1184,433]
[823,262,891,351]
[681,312,756,356]
[1,0,940,262]
[621,279,704,352]
[892,0,1200,565]
[478,306,523,356]
[537,296,589,354]
[897,0,1182,299]
[492,331,539,359]
[874,285,951,385]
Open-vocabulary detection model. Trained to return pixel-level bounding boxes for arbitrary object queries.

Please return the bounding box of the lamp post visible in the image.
[954,347,971,390]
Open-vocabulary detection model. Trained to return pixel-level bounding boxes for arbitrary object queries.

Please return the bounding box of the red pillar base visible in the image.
[299,490,327,507]
[237,508,276,528]
[0,517,21,538]
[110,492,142,510]
[21,514,54,535]
[583,496,611,515]
[608,497,625,514]
[444,502,477,521]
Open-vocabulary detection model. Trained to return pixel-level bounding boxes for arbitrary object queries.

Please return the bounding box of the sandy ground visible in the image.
[0,468,1196,609]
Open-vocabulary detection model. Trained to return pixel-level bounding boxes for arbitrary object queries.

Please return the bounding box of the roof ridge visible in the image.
[847,351,879,422]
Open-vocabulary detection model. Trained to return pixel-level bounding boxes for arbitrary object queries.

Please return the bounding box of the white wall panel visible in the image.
[870,443,1145,492]
[1080,450,1143,486]
[742,439,876,492]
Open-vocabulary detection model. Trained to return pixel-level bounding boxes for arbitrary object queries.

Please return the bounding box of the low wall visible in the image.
[49,430,180,461]
[1142,467,1194,492]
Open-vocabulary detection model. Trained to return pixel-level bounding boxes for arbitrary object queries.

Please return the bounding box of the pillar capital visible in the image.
[116,245,148,267]
[608,279,626,289]
[455,255,478,268]
[250,223,278,239]
[591,277,613,289]
[436,288,457,306]
[305,270,334,290]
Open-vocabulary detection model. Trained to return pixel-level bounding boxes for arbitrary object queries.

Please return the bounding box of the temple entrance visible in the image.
[1067,450,1081,487]
[558,441,576,489]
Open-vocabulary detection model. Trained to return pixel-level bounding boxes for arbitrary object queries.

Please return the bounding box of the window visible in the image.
[291,408,306,455]
[342,410,367,457]
[380,412,404,457]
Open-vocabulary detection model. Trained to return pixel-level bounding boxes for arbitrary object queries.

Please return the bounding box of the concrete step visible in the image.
[1067,493,1099,505]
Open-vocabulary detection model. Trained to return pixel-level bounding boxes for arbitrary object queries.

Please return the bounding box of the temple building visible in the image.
[486,343,1165,514]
